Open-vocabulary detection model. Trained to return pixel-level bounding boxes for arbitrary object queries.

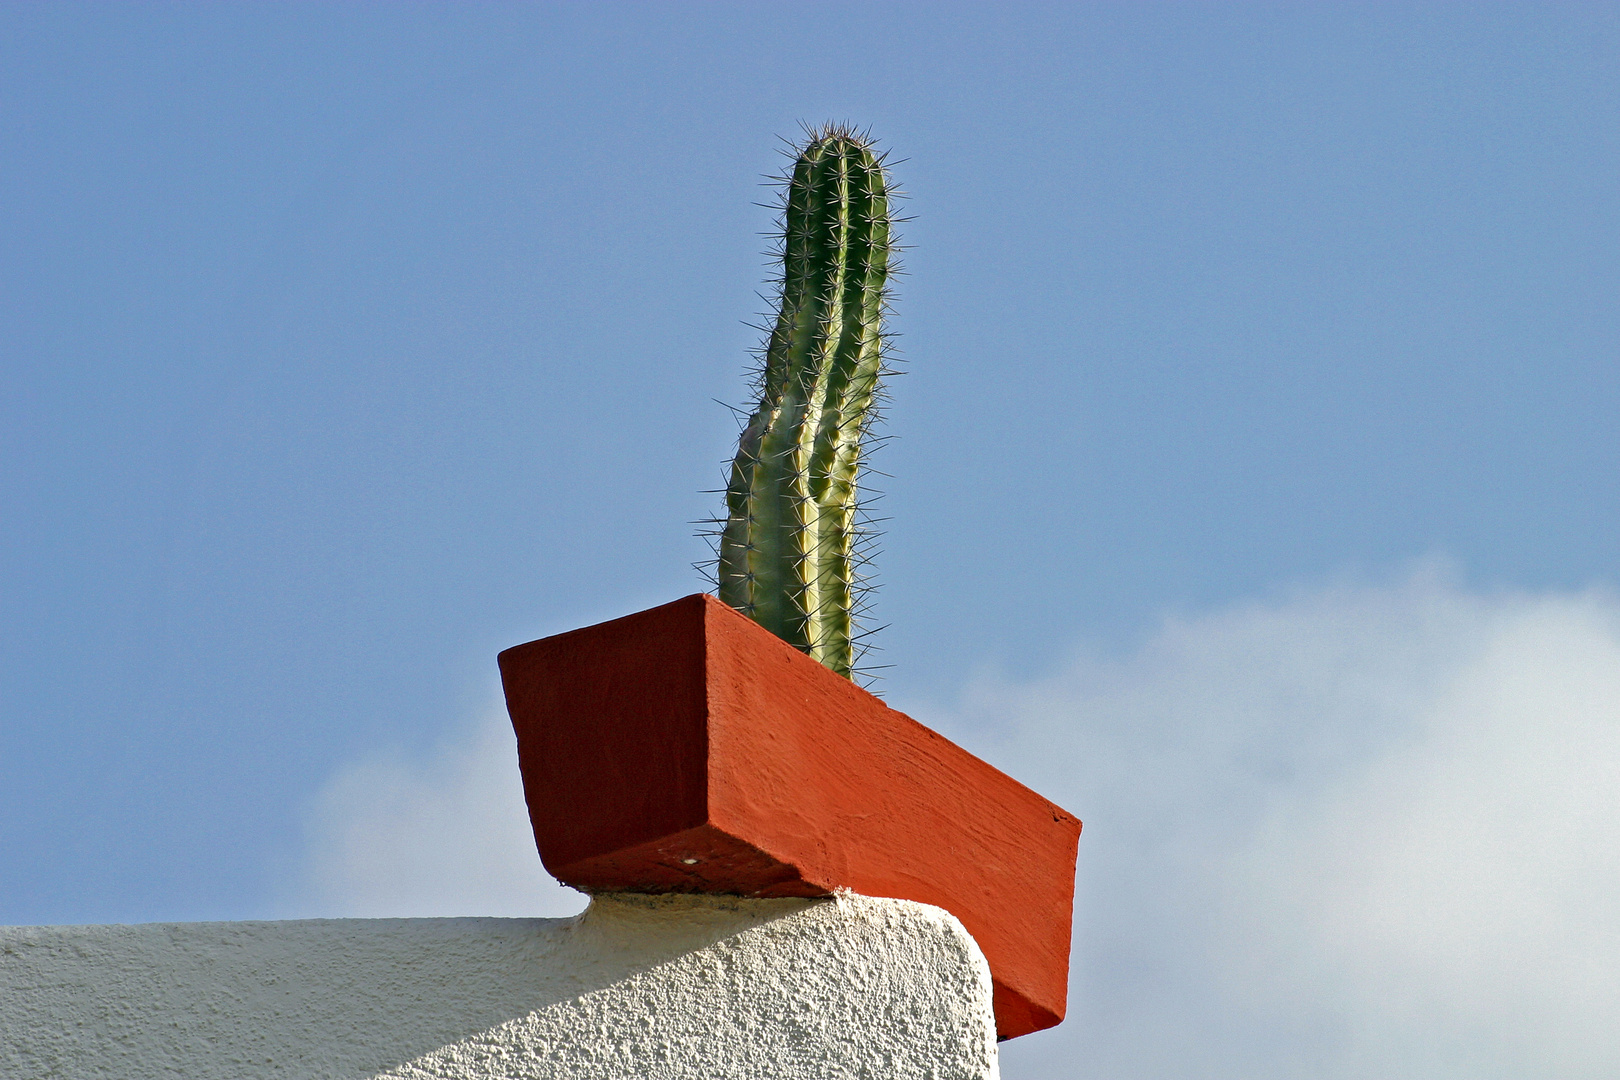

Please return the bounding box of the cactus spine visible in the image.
[718,127,894,679]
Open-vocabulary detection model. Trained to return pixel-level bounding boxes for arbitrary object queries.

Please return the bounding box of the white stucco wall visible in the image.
[0,891,998,1080]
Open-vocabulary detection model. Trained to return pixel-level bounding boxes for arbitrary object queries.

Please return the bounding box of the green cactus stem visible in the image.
[717,126,895,679]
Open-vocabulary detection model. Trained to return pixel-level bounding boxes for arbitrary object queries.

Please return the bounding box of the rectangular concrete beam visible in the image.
[498,594,1082,1040]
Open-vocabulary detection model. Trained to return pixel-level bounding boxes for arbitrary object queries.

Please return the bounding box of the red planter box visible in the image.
[498,594,1081,1040]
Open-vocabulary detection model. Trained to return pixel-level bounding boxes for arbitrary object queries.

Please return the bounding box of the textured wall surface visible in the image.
[0,892,998,1080]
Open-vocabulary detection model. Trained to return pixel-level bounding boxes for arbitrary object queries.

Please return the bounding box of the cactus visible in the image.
[716,126,896,679]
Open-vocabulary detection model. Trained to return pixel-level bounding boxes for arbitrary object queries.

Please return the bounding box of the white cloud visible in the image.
[291,713,586,919]
[942,562,1620,1080]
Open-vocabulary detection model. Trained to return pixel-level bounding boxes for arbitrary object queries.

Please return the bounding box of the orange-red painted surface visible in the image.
[497,594,1082,1040]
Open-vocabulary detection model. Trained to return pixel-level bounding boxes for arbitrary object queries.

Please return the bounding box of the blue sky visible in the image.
[4,5,1618,1077]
